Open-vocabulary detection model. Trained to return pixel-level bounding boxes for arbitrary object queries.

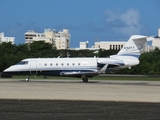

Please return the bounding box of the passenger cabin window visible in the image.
[17,61,28,65]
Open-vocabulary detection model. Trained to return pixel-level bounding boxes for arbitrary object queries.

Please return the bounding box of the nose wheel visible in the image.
[25,76,29,82]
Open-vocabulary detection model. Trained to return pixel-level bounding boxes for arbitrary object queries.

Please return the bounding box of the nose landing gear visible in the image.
[25,76,29,82]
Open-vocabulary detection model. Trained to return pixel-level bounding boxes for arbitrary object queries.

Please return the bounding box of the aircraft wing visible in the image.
[60,62,123,77]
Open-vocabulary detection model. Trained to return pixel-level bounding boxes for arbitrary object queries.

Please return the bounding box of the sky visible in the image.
[0,0,160,47]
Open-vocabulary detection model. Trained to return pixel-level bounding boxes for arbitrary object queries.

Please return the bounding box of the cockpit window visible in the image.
[17,61,28,65]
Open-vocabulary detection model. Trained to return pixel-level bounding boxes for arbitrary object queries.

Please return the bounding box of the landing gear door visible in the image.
[30,60,37,74]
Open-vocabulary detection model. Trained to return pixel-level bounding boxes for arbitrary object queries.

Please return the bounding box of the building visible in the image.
[69,41,99,50]
[25,29,70,49]
[70,40,126,51]
[54,29,70,49]
[25,30,51,44]
[152,28,160,49]
[92,41,126,50]
[80,41,89,49]
[0,32,15,44]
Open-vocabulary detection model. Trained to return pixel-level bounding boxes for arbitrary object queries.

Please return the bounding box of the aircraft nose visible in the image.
[3,68,8,72]
[1,66,16,78]
[3,66,17,75]
[3,67,11,74]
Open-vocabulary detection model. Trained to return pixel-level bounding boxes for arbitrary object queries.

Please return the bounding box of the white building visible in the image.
[80,41,89,49]
[25,30,50,44]
[70,41,126,51]
[0,32,15,44]
[152,28,160,49]
[54,29,70,49]
[25,29,70,49]
[92,41,126,50]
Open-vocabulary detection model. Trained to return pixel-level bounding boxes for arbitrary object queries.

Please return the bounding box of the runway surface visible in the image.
[0,79,160,119]
[0,79,160,102]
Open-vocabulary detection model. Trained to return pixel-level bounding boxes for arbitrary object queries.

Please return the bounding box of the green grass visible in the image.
[2,75,160,81]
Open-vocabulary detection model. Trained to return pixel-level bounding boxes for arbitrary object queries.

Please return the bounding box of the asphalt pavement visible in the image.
[0,100,160,120]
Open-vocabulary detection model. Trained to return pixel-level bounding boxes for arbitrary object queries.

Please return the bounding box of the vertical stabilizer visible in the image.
[116,35,148,59]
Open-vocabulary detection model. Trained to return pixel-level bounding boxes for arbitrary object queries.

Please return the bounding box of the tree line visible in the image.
[0,41,160,75]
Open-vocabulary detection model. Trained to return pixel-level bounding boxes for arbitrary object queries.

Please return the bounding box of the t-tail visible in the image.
[109,35,149,69]
[111,35,148,59]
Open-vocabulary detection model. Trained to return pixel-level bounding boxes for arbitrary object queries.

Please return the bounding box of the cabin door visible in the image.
[30,60,37,74]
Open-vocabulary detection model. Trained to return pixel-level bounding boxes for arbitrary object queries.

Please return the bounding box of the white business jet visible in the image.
[3,35,149,82]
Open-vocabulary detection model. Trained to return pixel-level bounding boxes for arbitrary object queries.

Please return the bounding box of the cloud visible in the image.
[105,8,142,37]
[107,19,127,28]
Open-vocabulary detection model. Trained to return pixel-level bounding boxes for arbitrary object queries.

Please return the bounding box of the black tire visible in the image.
[82,78,88,83]
[25,76,29,82]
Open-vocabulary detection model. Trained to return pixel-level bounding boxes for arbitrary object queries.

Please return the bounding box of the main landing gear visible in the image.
[82,78,88,83]
[82,75,88,83]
